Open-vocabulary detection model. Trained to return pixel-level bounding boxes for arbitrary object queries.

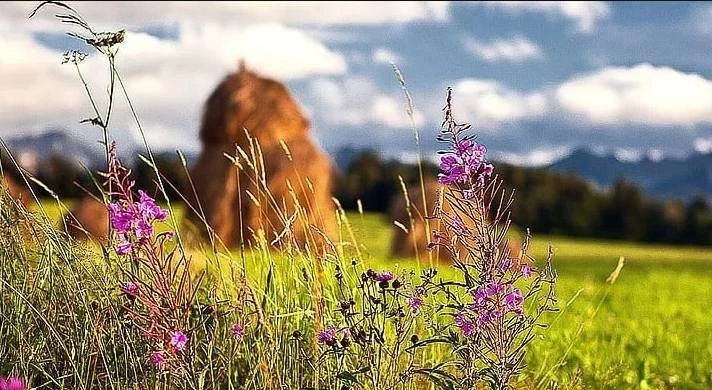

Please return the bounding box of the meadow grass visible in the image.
[21,201,712,389]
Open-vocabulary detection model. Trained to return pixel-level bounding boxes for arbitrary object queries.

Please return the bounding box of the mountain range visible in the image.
[3,131,711,201]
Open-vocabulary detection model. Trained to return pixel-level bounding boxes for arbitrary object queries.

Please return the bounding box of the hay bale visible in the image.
[185,64,336,250]
[388,180,521,262]
[64,196,108,242]
[1,175,32,207]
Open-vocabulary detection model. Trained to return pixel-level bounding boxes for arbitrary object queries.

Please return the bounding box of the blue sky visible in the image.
[3,1,712,165]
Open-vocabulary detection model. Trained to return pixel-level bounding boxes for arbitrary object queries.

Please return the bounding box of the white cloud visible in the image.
[372,47,403,65]
[308,76,424,129]
[0,22,346,149]
[476,1,610,33]
[451,79,548,127]
[6,1,450,33]
[556,63,712,126]
[694,137,712,154]
[464,35,543,63]
[491,145,572,167]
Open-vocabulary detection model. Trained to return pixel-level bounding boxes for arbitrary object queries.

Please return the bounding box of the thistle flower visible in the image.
[231,324,245,341]
[371,271,394,282]
[406,296,424,314]
[170,330,188,352]
[120,281,138,298]
[317,326,338,346]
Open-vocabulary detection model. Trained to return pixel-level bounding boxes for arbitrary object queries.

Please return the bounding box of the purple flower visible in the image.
[439,155,460,172]
[317,326,338,346]
[455,139,475,156]
[521,264,532,279]
[170,330,188,352]
[116,239,133,255]
[138,190,168,221]
[484,281,504,297]
[406,296,424,314]
[231,324,245,340]
[500,258,513,272]
[108,203,134,234]
[454,312,476,337]
[438,165,467,185]
[474,286,488,306]
[482,163,494,177]
[0,377,25,390]
[120,281,138,298]
[135,219,154,240]
[151,351,166,369]
[504,287,524,315]
[372,271,394,282]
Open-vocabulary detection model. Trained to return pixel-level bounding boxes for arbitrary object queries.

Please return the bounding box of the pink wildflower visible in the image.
[170,330,188,352]
[231,324,245,340]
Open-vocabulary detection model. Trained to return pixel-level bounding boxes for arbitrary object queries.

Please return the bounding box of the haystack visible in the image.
[185,63,336,250]
[1,175,32,207]
[64,196,108,242]
[389,180,521,262]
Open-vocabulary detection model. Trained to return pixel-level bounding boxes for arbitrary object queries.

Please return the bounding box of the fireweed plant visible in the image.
[422,90,558,388]
[314,90,557,389]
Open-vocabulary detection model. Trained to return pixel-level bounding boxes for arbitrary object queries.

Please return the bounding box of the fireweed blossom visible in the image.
[170,331,189,352]
[406,296,424,314]
[0,377,25,390]
[151,351,166,369]
[418,89,557,388]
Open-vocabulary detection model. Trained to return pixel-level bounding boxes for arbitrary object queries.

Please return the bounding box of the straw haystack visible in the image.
[64,196,109,242]
[1,175,32,207]
[389,180,521,262]
[185,63,336,250]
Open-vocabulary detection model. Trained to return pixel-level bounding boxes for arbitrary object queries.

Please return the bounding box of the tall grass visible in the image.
[0,2,569,389]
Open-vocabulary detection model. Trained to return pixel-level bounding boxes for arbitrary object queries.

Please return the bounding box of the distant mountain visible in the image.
[4,129,105,171]
[548,148,712,200]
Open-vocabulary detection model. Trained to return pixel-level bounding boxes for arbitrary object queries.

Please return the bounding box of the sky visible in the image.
[3,1,712,166]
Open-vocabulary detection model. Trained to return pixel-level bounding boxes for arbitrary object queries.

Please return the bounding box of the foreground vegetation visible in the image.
[3,199,711,389]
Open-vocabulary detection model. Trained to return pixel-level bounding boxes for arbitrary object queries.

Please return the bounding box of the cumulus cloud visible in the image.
[463,35,543,63]
[475,1,610,33]
[0,5,348,150]
[372,47,403,65]
[556,63,712,126]
[450,79,548,127]
[5,1,450,33]
[491,145,572,167]
[308,76,425,130]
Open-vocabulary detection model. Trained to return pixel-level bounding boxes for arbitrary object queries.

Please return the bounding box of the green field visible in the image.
[18,202,712,388]
[345,212,712,389]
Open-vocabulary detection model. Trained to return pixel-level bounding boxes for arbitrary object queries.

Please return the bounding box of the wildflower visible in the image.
[0,377,25,390]
[340,329,351,348]
[151,351,166,369]
[521,264,532,279]
[406,296,424,314]
[138,190,168,221]
[371,271,394,282]
[170,330,189,352]
[115,240,133,255]
[120,281,138,298]
[500,258,513,272]
[108,203,134,233]
[438,164,467,185]
[504,287,524,315]
[484,281,504,297]
[317,326,338,346]
[231,324,245,341]
[454,312,476,337]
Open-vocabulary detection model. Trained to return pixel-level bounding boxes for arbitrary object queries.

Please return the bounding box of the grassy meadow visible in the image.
[20,200,712,389]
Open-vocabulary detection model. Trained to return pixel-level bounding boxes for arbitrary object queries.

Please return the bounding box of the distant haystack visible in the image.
[389,180,521,262]
[185,63,336,250]
[1,175,32,207]
[64,196,108,242]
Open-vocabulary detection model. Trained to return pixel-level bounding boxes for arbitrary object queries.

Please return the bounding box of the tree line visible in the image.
[3,149,711,245]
